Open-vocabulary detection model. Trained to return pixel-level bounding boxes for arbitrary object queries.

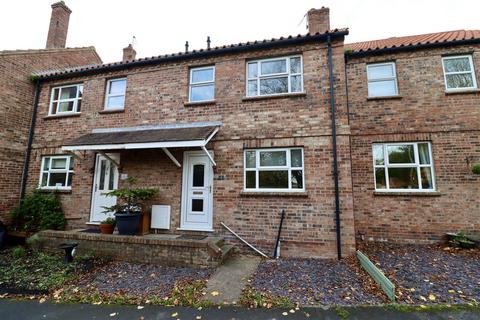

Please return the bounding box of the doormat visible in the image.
[177,235,207,240]
[79,228,101,234]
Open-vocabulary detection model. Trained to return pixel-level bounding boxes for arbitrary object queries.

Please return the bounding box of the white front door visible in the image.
[90,153,120,223]
[180,151,213,231]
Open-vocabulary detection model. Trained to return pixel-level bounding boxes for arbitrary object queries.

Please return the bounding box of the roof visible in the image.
[35,29,349,80]
[0,46,102,63]
[346,30,480,55]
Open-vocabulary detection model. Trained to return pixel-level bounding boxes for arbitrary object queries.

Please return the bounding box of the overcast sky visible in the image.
[1,0,478,63]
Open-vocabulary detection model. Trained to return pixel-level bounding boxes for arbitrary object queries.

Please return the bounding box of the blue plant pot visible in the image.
[114,212,141,235]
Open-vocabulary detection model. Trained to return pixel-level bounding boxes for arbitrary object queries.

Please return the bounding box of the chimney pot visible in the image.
[46,1,72,49]
[122,44,136,62]
[307,7,330,34]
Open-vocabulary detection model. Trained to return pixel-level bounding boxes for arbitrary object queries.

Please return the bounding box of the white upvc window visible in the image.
[105,78,127,110]
[366,62,398,97]
[246,55,303,97]
[189,66,215,102]
[442,55,477,91]
[372,142,435,192]
[244,148,305,192]
[49,84,83,115]
[39,156,74,190]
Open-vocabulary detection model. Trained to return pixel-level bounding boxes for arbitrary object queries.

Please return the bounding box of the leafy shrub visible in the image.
[10,190,66,232]
[100,217,116,225]
[102,177,157,214]
[472,164,480,174]
[12,246,26,258]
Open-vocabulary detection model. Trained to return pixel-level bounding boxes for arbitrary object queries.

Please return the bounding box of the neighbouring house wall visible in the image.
[0,48,101,221]
[27,39,356,258]
[347,45,480,243]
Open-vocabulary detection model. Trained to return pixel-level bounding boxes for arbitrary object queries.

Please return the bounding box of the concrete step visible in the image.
[219,244,235,264]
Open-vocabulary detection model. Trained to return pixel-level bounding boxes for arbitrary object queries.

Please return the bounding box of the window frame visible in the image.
[366,62,399,97]
[441,55,478,91]
[104,78,127,110]
[189,65,215,103]
[246,55,304,97]
[372,142,436,193]
[48,83,83,115]
[38,155,74,190]
[244,147,305,192]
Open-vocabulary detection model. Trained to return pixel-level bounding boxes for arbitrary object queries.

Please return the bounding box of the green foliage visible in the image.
[10,190,66,232]
[102,177,157,214]
[12,246,26,258]
[25,234,41,246]
[335,306,350,319]
[239,285,295,308]
[28,74,40,82]
[472,164,480,174]
[100,217,116,225]
[450,231,476,248]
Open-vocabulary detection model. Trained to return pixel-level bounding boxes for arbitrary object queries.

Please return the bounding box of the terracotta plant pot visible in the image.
[99,223,115,234]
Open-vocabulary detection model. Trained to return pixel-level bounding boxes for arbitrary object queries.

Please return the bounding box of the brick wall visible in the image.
[346,45,480,243]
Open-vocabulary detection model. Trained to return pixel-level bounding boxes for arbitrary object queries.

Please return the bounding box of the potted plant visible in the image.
[102,177,157,236]
[99,217,116,234]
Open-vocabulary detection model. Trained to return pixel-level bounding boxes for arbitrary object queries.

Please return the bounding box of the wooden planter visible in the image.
[137,210,151,235]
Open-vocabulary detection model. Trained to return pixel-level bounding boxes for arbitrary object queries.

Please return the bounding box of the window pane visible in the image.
[192,164,205,187]
[43,157,50,170]
[78,85,83,97]
[245,151,256,168]
[259,171,288,189]
[260,151,287,166]
[387,145,414,164]
[291,170,303,189]
[53,88,60,100]
[368,64,394,79]
[291,75,302,92]
[69,158,74,170]
[51,102,57,114]
[190,84,214,101]
[67,173,72,187]
[109,79,126,94]
[291,149,302,167]
[246,171,256,189]
[446,73,474,89]
[420,167,433,189]
[418,143,430,164]
[388,167,419,189]
[290,57,301,74]
[99,160,106,191]
[191,68,214,83]
[58,101,74,112]
[373,145,384,165]
[368,80,397,97]
[375,168,386,189]
[248,63,258,79]
[107,95,125,109]
[108,164,115,190]
[444,57,471,72]
[77,100,82,112]
[261,59,287,75]
[59,86,77,99]
[260,77,288,95]
[51,158,67,169]
[48,173,67,187]
[191,199,203,212]
[41,173,48,187]
[247,80,258,96]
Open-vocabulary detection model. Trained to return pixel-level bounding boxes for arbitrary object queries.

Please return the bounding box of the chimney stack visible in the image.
[307,7,330,34]
[46,1,72,49]
[122,44,136,62]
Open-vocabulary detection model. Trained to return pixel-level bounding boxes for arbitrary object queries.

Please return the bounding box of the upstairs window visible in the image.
[247,55,303,97]
[39,155,74,190]
[105,78,127,110]
[189,66,215,102]
[366,62,398,97]
[373,142,435,192]
[442,55,477,91]
[49,84,83,115]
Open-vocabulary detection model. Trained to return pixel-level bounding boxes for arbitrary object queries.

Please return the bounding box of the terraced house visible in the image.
[15,4,479,259]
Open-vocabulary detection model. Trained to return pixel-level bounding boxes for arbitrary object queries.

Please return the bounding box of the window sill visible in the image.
[240,191,308,197]
[367,95,402,101]
[99,109,125,114]
[373,191,441,197]
[184,100,216,107]
[43,113,81,120]
[445,89,480,95]
[37,188,72,194]
[242,92,306,102]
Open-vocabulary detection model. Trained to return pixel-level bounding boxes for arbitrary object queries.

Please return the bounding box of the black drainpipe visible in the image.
[20,79,41,200]
[327,35,342,260]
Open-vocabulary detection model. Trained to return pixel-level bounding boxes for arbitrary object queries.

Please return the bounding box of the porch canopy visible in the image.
[61,122,221,166]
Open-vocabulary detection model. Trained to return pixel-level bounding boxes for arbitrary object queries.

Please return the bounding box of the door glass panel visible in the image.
[108,163,115,190]
[99,160,106,191]
[193,164,205,187]
[191,199,204,212]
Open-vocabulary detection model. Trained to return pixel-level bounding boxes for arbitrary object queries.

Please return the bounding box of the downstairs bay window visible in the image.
[244,148,304,192]
[39,156,74,190]
[373,142,435,192]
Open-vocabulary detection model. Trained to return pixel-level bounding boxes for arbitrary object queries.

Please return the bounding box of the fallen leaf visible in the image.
[171,312,178,318]
[419,295,427,301]
[428,294,436,301]
[448,290,455,294]
[137,306,144,310]
[282,311,288,316]
[211,291,220,297]
[110,313,117,317]
[289,309,295,313]
[409,288,416,292]
[196,316,202,320]
[93,301,102,305]
[39,298,46,304]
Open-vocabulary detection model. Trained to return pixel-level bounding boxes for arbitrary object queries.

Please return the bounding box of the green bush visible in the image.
[10,190,66,232]
[12,246,26,258]
[472,164,480,174]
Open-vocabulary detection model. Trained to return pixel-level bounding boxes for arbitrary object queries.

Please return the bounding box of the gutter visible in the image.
[20,79,41,200]
[327,35,342,260]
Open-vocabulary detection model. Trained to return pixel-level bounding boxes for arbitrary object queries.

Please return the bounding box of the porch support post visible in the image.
[97,151,121,168]
[162,148,181,167]
[201,146,216,166]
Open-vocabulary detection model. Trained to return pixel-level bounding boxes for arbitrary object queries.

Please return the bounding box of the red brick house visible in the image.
[0,1,101,221]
